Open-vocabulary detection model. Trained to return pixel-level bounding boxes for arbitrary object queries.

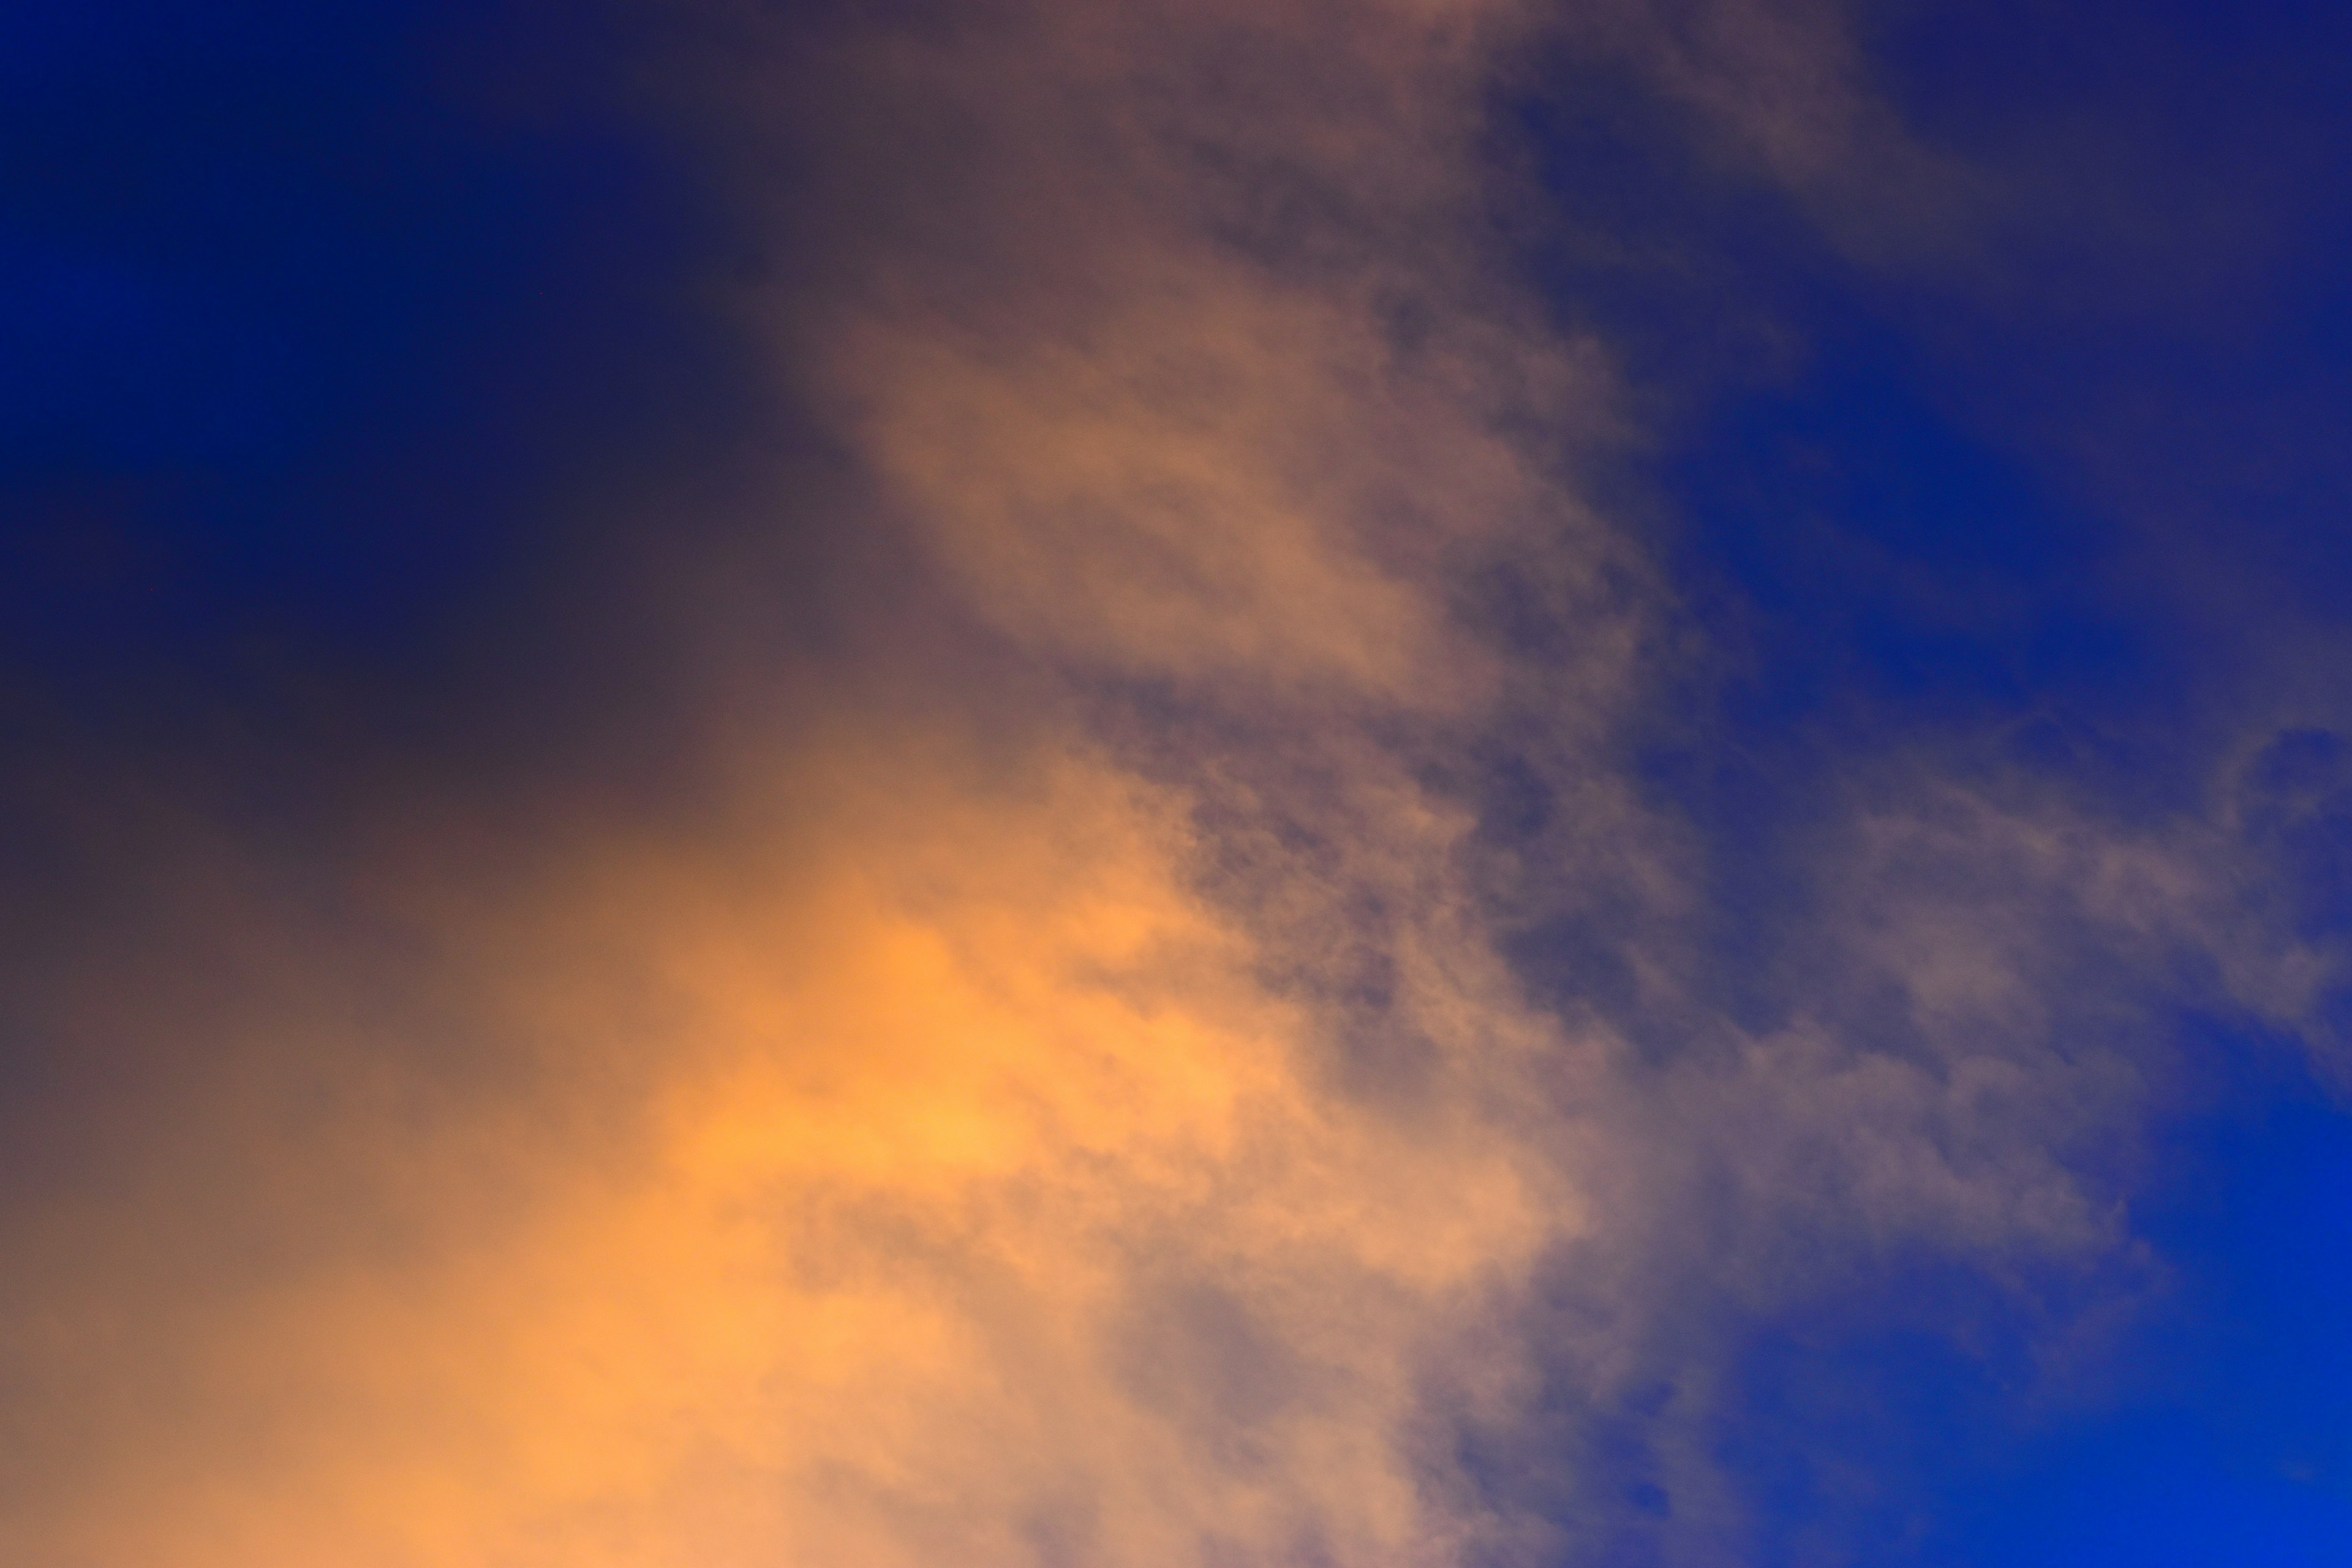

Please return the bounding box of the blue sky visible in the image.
[5,2,2352,1564]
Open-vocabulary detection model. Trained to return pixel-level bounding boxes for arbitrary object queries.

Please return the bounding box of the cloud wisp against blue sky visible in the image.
[4,2,2352,1565]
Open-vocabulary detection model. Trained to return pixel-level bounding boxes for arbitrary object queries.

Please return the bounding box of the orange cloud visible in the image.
[5,3,2227,1565]
[0,729,1578,1567]
[0,2,1632,1557]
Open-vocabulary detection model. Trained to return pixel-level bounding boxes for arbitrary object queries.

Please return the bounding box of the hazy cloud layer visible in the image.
[1,3,2342,1566]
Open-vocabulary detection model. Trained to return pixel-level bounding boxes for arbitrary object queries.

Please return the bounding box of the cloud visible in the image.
[5,2,2344,1566]
[0,720,1580,1567]
[0,2,1618,1559]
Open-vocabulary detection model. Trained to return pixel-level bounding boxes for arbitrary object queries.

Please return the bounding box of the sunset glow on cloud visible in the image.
[10,1,2352,1564]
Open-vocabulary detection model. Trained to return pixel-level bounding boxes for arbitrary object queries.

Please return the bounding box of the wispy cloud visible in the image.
[2,3,2342,1565]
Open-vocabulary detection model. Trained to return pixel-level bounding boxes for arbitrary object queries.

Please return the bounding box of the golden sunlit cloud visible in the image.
[1,726,1580,1567]
[5,3,2319,1566]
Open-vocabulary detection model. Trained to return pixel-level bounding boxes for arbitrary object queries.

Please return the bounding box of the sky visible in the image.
[5,1,2352,1564]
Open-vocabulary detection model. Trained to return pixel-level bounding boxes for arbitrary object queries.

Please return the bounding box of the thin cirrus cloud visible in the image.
[1,1,2346,1566]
